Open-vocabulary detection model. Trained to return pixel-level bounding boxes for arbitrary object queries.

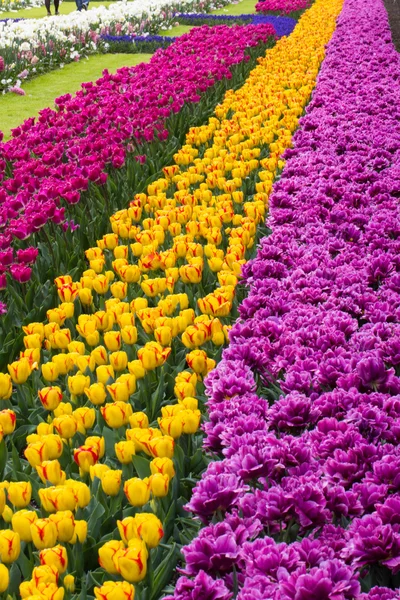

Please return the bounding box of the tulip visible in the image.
[90,464,110,481]
[96,365,115,385]
[64,480,91,509]
[39,487,77,513]
[101,402,132,428]
[40,544,68,574]
[73,407,96,433]
[158,416,184,439]
[182,409,201,434]
[85,382,107,405]
[42,434,63,459]
[64,575,75,592]
[124,477,151,507]
[53,402,73,417]
[74,445,99,473]
[135,513,164,548]
[138,342,171,370]
[31,564,59,587]
[85,436,105,459]
[0,487,5,516]
[8,358,32,384]
[8,481,32,508]
[148,436,175,459]
[0,529,20,563]
[101,470,122,496]
[79,288,93,305]
[94,581,135,600]
[36,460,65,486]
[98,540,125,575]
[12,510,37,542]
[107,381,130,403]
[25,441,49,467]
[68,372,90,396]
[104,331,121,352]
[53,415,78,439]
[42,362,60,382]
[150,473,170,498]
[91,345,108,366]
[31,518,58,550]
[38,387,63,411]
[115,440,136,464]
[49,511,75,543]
[0,564,9,592]
[117,325,136,347]
[24,333,42,349]
[115,539,148,583]
[52,353,74,375]
[0,373,12,400]
[117,517,138,545]
[72,520,88,543]
[150,457,176,480]
[109,351,128,372]
[0,409,16,434]
[129,412,149,429]
[128,360,146,379]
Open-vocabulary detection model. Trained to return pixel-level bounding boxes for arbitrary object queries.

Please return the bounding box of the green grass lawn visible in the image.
[0,0,113,19]
[0,53,151,140]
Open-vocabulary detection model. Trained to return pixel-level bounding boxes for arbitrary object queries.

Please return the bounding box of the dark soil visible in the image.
[383,0,400,51]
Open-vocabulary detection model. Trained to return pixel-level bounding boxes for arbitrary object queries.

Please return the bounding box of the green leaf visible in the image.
[132,454,151,479]
[150,543,180,600]
[0,439,7,479]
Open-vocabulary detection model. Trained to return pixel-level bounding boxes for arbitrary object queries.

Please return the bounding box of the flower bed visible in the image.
[177,12,297,35]
[0,0,41,13]
[0,0,346,596]
[256,0,312,15]
[0,0,237,93]
[168,0,400,597]
[0,23,276,314]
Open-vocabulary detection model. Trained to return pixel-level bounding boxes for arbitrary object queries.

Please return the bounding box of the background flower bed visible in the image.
[0,0,235,94]
[0,22,277,367]
[168,0,400,596]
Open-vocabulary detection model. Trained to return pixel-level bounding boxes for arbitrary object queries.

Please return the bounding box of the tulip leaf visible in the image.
[87,499,106,539]
[132,454,151,479]
[8,563,21,595]
[17,548,34,579]
[0,439,7,479]
[150,543,179,600]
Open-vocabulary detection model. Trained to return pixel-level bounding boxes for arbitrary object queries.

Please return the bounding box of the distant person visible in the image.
[76,0,89,10]
[45,0,60,15]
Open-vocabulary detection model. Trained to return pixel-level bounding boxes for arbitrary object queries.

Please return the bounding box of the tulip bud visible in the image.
[49,511,75,543]
[101,402,132,429]
[0,373,12,400]
[38,386,63,411]
[96,365,115,385]
[40,544,68,574]
[8,481,32,508]
[84,382,107,406]
[94,581,135,600]
[8,359,32,384]
[0,564,9,592]
[64,574,75,592]
[128,412,149,429]
[109,351,128,372]
[135,513,164,548]
[53,415,78,439]
[127,360,145,379]
[150,473,169,498]
[31,518,58,550]
[11,510,37,542]
[74,445,99,473]
[73,407,96,433]
[117,517,138,545]
[115,440,135,464]
[124,477,151,507]
[98,540,125,575]
[115,538,148,583]
[68,372,90,396]
[73,520,88,544]
[101,470,122,496]
[0,409,16,434]
[0,529,20,563]
[42,362,60,382]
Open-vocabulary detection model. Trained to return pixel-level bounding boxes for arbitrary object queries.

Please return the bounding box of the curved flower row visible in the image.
[255,0,311,15]
[0,22,275,296]
[169,0,400,597]
[0,16,285,598]
[0,0,237,93]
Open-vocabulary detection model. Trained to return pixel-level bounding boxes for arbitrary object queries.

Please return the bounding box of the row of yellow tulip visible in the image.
[0,0,343,596]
